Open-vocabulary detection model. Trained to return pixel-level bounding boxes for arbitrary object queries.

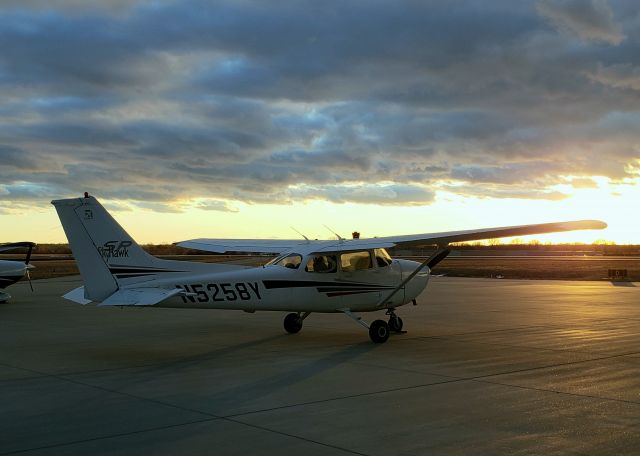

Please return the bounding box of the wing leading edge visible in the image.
[177,220,607,254]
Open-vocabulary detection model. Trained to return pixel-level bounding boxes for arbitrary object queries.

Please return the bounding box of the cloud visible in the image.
[0,0,638,210]
[287,183,436,206]
[590,63,640,90]
[195,200,239,212]
[570,177,599,188]
[537,0,624,44]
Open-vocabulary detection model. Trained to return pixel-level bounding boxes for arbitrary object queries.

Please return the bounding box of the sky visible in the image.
[1,0,639,244]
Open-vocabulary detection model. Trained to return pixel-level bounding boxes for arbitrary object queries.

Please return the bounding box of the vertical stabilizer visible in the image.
[51,195,156,301]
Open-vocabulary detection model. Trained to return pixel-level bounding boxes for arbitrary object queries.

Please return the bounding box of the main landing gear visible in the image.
[341,308,405,344]
[283,312,310,334]
[283,309,404,343]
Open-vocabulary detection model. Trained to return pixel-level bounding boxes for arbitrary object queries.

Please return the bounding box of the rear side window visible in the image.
[306,254,338,273]
[340,251,373,272]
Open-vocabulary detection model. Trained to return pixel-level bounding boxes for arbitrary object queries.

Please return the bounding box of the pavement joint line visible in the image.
[0,365,369,456]
[223,349,640,419]
[0,361,222,420]
[219,417,370,456]
[11,343,638,454]
[0,339,375,381]
[430,336,638,358]
[471,377,640,407]
[0,418,218,456]
[397,324,571,340]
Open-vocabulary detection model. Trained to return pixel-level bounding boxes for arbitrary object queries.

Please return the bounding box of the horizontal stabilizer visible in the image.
[98,287,184,306]
[63,286,92,305]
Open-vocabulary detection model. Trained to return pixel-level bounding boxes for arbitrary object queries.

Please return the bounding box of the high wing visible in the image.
[0,242,36,254]
[176,239,312,254]
[177,220,607,254]
[363,219,608,249]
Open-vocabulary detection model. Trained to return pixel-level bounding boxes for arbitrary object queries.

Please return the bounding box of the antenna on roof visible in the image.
[290,227,310,242]
[323,224,345,241]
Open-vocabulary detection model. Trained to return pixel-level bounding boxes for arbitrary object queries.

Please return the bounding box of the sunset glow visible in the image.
[0,1,638,245]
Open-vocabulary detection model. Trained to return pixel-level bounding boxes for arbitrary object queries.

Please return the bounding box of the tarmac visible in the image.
[1,276,640,455]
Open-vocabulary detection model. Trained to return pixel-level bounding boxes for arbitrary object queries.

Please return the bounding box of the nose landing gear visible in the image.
[339,308,404,343]
[386,309,404,333]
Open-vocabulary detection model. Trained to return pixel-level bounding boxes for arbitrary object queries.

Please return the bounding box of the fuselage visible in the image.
[148,253,429,313]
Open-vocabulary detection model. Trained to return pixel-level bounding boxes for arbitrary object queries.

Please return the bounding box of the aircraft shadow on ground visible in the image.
[128,335,378,414]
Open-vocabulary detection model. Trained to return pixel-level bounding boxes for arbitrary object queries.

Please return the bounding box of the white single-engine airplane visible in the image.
[53,194,606,343]
[0,242,35,303]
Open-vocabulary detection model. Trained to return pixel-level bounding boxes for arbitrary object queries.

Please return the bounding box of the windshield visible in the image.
[374,248,392,267]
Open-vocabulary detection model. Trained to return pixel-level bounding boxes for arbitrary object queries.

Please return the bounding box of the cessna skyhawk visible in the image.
[0,242,35,302]
[52,194,606,343]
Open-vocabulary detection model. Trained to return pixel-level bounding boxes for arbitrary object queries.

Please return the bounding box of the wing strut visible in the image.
[376,248,451,309]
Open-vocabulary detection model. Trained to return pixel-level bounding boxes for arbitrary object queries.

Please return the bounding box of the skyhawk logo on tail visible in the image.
[98,241,132,260]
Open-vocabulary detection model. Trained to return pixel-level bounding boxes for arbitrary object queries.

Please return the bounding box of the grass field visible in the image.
[6,253,639,282]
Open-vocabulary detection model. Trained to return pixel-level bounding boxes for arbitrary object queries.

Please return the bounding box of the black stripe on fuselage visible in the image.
[262,280,395,290]
[326,290,377,297]
[113,273,158,279]
[109,267,187,274]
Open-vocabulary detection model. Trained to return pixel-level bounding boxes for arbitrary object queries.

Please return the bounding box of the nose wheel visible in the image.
[340,308,405,343]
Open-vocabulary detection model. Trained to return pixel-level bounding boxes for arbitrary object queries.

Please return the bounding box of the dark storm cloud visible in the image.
[0,0,638,211]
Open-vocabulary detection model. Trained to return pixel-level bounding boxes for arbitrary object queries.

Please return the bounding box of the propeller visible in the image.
[25,244,34,292]
[25,264,35,292]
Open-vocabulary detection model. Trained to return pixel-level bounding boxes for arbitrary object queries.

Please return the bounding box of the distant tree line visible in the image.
[15,242,640,257]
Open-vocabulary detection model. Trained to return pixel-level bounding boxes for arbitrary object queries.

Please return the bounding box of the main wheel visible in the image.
[283,313,303,334]
[369,320,390,343]
[388,316,403,332]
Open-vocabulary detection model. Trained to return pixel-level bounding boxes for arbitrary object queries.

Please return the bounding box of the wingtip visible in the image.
[587,220,608,230]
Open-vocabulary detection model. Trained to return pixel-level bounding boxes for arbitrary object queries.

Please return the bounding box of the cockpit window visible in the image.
[305,254,338,273]
[273,254,303,269]
[374,248,392,267]
[340,251,373,272]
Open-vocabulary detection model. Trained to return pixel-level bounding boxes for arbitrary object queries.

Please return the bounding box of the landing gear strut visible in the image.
[386,309,404,333]
[283,312,310,334]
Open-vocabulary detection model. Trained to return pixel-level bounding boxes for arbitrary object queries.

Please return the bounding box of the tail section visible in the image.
[51,194,167,301]
[52,193,248,304]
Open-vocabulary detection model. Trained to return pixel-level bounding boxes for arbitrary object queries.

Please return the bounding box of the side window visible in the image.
[305,254,338,273]
[274,254,303,269]
[340,251,373,272]
[374,248,392,267]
